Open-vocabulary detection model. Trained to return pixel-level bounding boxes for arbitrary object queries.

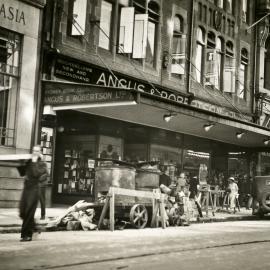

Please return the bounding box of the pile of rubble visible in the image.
[46,200,97,231]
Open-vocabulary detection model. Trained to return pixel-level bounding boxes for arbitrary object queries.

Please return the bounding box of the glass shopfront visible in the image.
[50,110,251,204]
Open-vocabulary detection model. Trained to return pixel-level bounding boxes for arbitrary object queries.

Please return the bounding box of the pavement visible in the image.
[0,205,257,233]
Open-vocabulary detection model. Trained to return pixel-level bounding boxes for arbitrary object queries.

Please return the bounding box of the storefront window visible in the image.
[124,143,148,163]
[0,28,21,146]
[40,127,54,182]
[98,135,122,160]
[150,144,182,180]
[183,149,210,181]
[228,152,248,178]
[56,135,96,196]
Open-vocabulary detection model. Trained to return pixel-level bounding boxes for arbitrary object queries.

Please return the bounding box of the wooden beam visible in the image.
[109,189,115,231]
[109,187,162,199]
[98,197,110,230]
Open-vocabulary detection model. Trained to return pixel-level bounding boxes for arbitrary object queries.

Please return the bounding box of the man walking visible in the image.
[19,145,48,241]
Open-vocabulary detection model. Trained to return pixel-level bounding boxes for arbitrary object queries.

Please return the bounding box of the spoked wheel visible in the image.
[129,204,148,229]
[168,207,179,226]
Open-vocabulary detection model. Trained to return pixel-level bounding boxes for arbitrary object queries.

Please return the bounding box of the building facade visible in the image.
[0,0,46,207]
[253,0,270,175]
[39,0,270,205]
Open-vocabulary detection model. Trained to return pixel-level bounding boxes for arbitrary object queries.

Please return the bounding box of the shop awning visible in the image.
[42,80,270,149]
[76,96,270,149]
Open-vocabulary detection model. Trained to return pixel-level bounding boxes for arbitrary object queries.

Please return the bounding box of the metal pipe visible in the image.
[187,0,195,94]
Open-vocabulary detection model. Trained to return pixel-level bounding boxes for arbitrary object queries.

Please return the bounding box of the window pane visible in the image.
[216,52,222,90]
[99,1,112,50]
[0,28,20,146]
[216,0,224,8]
[195,44,203,82]
[132,14,148,58]
[226,0,232,13]
[205,49,217,87]
[145,21,155,65]
[174,16,181,33]
[118,7,135,53]
[242,0,247,12]
[171,36,185,75]
[238,64,245,99]
[71,0,87,36]
[224,55,235,93]
[197,28,204,44]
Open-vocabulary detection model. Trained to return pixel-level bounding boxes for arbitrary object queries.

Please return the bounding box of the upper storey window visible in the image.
[224,41,235,93]
[195,27,205,83]
[241,0,250,23]
[215,0,224,8]
[238,48,248,99]
[117,0,160,67]
[145,1,160,66]
[171,15,186,75]
[205,32,217,87]
[67,0,88,36]
[225,0,233,14]
[98,1,113,50]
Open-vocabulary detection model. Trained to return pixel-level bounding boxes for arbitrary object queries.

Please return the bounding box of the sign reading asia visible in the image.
[54,57,191,105]
[0,1,26,25]
[43,81,135,106]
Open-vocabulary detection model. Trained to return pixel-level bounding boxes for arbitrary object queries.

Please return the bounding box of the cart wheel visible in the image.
[129,204,148,229]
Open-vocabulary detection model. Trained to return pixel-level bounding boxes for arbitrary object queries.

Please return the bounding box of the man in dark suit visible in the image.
[19,145,48,242]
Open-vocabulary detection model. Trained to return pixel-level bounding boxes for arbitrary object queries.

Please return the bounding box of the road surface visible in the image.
[0,220,270,270]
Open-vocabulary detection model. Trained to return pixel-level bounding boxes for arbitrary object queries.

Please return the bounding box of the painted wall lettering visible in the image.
[54,56,190,106]
[0,4,26,25]
[43,82,135,106]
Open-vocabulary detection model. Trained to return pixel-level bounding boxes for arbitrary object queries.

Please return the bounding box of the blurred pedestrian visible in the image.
[19,145,48,242]
[189,176,203,218]
[227,176,239,213]
[159,165,171,187]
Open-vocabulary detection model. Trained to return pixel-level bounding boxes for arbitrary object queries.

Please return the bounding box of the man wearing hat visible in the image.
[228,177,239,212]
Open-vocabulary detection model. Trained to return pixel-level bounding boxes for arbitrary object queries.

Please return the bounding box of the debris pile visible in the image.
[46,200,97,231]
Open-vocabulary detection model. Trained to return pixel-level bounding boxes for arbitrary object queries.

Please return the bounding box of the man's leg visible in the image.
[21,189,38,241]
[39,187,46,219]
[229,193,236,211]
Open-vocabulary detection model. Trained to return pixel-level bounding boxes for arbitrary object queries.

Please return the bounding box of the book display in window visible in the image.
[40,127,54,180]
[59,148,95,196]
